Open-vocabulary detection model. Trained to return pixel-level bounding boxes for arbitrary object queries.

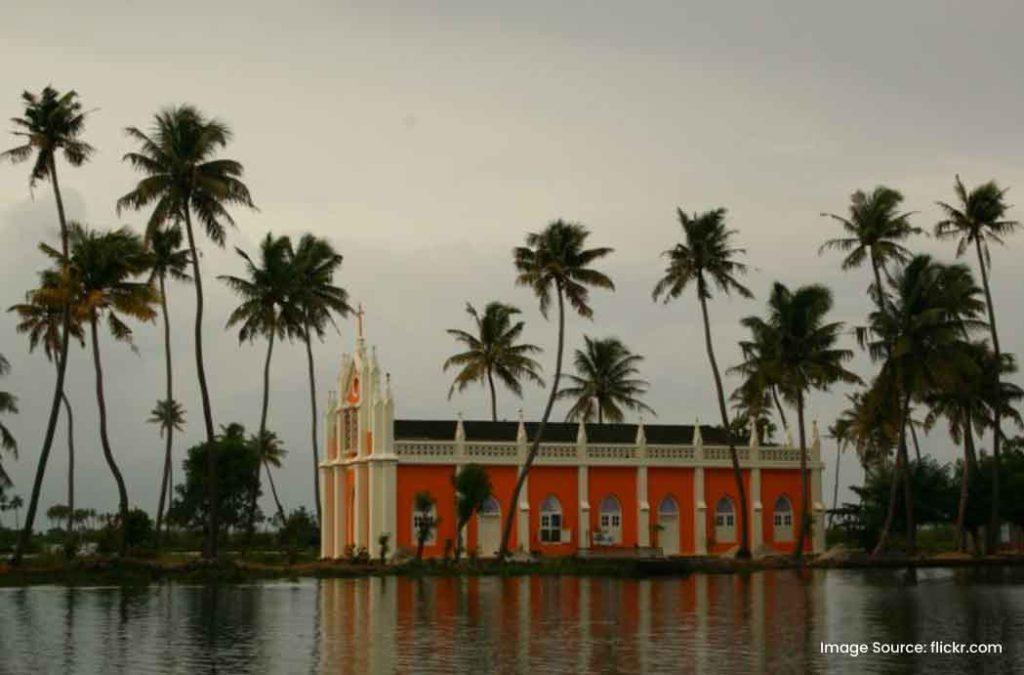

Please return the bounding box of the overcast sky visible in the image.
[2,1,1023,523]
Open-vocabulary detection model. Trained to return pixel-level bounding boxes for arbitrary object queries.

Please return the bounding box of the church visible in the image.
[318,323,824,560]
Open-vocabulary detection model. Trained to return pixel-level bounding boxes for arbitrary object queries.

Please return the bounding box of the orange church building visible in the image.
[319,330,824,560]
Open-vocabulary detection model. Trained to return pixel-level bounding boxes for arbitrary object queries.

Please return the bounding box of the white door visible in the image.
[477,497,502,557]
[659,514,679,555]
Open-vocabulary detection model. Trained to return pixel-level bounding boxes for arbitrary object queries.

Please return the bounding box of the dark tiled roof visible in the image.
[393,419,742,445]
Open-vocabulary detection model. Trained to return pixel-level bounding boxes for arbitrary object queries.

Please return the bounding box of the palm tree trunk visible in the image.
[871,398,910,557]
[486,368,498,422]
[899,394,916,555]
[500,285,566,557]
[909,421,922,463]
[793,389,809,561]
[181,210,219,559]
[13,156,73,566]
[303,325,322,527]
[974,238,1003,553]
[89,314,130,556]
[247,331,285,539]
[698,288,751,559]
[770,386,788,430]
[155,273,174,549]
[955,419,975,552]
[829,440,841,530]
[62,391,74,543]
[264,460,286,523]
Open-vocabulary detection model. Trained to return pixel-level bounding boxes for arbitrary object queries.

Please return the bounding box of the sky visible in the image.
[2,0,1023,525]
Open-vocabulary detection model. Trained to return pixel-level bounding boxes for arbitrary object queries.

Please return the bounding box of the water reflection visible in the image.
[1,568,1023,673]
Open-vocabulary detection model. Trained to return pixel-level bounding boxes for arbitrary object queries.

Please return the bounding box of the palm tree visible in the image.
[117,105,255,559]
[8,278,86,539]
[865,256,984,555]
[145,223,190,548]
[43,224,157,555]
[8,495,24,530]
[499,221,614,556]
[220,233,298,535]
[290,234,350,527]
[653,208,753,559]
[251,430,288,526]
[935,176,1020,550]
[557,336,653,423]
[444,302,544,421]
[0,355,17,489]
[740,283,860,560]
[148,398,185,546]
[413,491,436,561]
[820,186,921,309]
[2,86,93,565]
[452,464,492,561]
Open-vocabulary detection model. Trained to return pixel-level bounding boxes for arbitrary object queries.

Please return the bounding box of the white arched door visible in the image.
[476,497,501,557]
[657,496,680,555]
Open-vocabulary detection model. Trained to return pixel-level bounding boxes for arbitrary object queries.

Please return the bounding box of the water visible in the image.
[1,568,1023,673]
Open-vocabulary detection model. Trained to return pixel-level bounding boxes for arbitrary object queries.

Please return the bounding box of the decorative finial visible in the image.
[355,302,365,339]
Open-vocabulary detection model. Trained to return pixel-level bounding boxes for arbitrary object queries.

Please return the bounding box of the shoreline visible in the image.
[2,552,1023,587]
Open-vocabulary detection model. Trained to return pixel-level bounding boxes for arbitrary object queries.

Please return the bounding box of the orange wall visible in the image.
[588,466,637,547]
[704,468,750,553]
[527,465,578,555]
[648,467,695,554]
[396,464,456,557]
[761,469,809,553]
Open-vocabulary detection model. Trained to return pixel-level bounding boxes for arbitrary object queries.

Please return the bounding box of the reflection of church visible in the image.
[319,323,824,560]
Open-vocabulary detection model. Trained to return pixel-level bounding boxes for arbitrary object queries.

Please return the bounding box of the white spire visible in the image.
[636,416,647,445]
[693,418,703,446]
[749,418,760,448]
[516,409,526,444]
[576,418,588,444]
[455,412,465,442]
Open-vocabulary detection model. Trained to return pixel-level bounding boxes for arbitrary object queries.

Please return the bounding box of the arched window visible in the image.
[539,495,563,543]
[412,499,437,546]
[773,495,793,541]
[714,497,736,543]
[479,497,501,516]
[597,495,622,544]
[658,496,679,516]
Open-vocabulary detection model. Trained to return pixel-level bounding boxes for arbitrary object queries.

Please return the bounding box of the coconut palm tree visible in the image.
[452,463,492,561]
[653,208,753,558]
[2,86,93,565]
[41,224,157,555]
[290,234,350,526]
[0,355,17,489]
[251,430,288,526]
[8,278,86,540]
[117,105,255,559]
[865,255,985,555]
[220,233,298,535]
[444,302,544,422]
[499,221,614,556]
[7,495,24,530]
[557,336,653,423]
[145,223,190,548]
[413,491,437,561]
[935,176,1020,550]
[148,398,185,546]
[820,186,921,309]
[740,283,860,561]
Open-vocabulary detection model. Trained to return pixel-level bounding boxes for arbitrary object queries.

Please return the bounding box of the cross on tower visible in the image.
[355,302,365,339]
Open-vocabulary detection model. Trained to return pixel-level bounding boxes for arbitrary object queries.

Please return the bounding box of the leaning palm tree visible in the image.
[820,186,921,309]
[3,86,93,565]
[8,276,86,541]
[251,430,288,526]
[865,256,984,556]
[145,223,190,548]
[740,283,860,561]
[220,233,298,535]
[444,302,544,421]
[557,336,653,423]
[653,208,753,559]
[290,234,350,526]
[499,221,614,556]
[148,398,185,546]
[41,224,157,556]
[935,176,1020,550]
[117,105,255,559]
[0,355,17,489]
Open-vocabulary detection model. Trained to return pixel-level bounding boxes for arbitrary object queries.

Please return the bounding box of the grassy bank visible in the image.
[2,551,1024,587]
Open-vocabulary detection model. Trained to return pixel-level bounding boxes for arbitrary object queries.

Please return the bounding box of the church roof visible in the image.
[393,419,745,445]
